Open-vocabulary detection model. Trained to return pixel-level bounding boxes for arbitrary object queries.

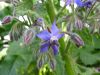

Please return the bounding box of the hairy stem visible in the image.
[45,0,57,23]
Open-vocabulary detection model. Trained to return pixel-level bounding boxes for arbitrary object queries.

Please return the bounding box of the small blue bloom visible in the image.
[65,0,94,8]
[37,21,64,55]
[75,0,84,7]
[66,0,84,7]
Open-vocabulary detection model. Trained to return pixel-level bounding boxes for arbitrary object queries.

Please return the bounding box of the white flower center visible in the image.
[50,36,58,42]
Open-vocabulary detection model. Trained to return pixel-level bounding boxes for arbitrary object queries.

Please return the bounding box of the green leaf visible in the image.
[93,33,100,49]
[80,51,98,65]
[93,72,100,75]
[0,37,40,75]
[55,54,66,75]
[81,68,95,75]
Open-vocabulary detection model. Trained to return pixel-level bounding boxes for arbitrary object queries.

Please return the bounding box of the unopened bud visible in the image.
[67,24,72,32]
[23,28,35,45]
[9,22,23,41]
[37,58,44,69]
[49,59,56,70]
[2,16,12,24]
[70,33,84,47]
[75,18,83,30]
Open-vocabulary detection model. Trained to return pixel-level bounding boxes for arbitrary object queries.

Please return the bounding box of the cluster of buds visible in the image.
[37,52,56,70]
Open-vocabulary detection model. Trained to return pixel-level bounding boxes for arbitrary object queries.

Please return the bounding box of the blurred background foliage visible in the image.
[0,0,100,75]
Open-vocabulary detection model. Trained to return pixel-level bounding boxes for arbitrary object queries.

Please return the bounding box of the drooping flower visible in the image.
[37,21,64,55]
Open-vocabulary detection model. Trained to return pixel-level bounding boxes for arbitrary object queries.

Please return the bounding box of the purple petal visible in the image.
[83,1,92,8]
[51,45,59,55]
[40,41,50,53]
[75,0,84,7]
[66,0,71,6]
[52,40,59,46]
[56,33,64,39]
[37,30,51,40]
[51,21,59,35]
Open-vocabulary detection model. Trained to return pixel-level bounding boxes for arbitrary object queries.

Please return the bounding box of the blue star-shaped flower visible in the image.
[37,22,64,55]
[66,0,93,8]
[66,0,84,7]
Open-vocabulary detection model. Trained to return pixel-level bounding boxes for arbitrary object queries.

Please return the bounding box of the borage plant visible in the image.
[0,0,100,75]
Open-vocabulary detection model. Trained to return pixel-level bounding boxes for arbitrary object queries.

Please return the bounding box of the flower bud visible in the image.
[33,18,44,27]
[2,16,12,24]
[23,28,35,45]
[67,24,72,32]
[70,33,84,47]
[75,18,83,30]
[49,59,56,70]
[37,58,44,69]
[9,22,23,41]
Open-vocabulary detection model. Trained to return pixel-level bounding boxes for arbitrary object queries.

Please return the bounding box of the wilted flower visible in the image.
[70,33,84,47]
[37,21,64,55]
[2,16,12,24]
[75,18,83,30]
[23,28,35,45]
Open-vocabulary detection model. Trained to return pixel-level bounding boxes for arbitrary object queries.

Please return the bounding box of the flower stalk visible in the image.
[45,0,57,23]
